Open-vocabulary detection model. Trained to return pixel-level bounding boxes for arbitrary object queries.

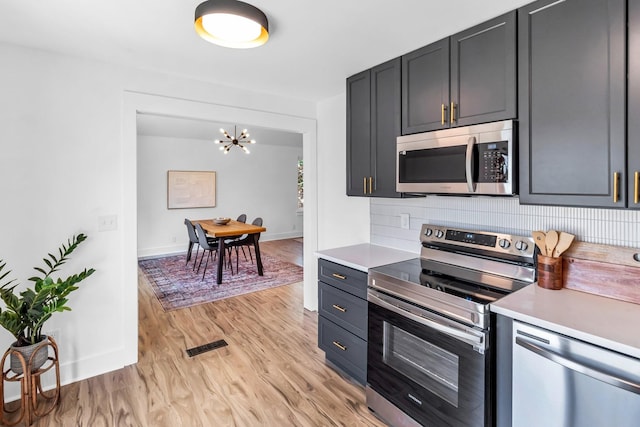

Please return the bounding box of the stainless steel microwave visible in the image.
[396,120,515,195]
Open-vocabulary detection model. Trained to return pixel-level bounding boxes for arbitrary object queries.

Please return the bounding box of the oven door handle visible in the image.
[465,136,477,193]
[369,291,486,353]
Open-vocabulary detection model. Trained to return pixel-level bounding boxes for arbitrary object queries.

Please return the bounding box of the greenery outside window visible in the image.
[297,158,303,210]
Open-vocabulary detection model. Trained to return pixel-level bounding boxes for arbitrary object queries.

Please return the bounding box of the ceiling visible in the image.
[0,0,531,103]
[137,113,303,147]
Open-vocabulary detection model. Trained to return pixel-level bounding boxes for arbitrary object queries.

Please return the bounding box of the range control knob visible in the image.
[515,240,529,251]
[499,239,511,249]
[435,230,444,239]
[424,228,433,237]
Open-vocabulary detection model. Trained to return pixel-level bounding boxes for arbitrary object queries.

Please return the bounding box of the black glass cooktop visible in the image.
[369,257,512,305]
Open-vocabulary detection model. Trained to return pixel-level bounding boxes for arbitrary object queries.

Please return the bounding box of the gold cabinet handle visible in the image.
[450,101,456,124]
[332,304,347,313]
[331,273,346,280]
[635,171,639,204]
[363,177,367,195]
[332,341,347,351]
[441,104,446,125]
[613,172,620,203]
[369,176,373,194]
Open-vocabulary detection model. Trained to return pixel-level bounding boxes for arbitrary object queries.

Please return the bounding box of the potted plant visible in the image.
[0,233,95,374]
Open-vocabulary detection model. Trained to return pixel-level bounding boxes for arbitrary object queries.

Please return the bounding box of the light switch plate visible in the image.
[400,213,410,230]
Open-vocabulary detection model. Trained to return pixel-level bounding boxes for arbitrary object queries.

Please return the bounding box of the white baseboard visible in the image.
[138,233,303,258]
[261,231,303,241]
[3,347,130,402]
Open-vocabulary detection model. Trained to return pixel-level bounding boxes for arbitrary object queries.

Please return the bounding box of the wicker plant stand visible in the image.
[0,337,60,426]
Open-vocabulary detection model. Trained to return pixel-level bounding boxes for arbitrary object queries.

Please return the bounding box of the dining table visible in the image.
[193,219,267,285]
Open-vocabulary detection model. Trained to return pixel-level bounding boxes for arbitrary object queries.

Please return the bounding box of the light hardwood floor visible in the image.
[28,239,385,426]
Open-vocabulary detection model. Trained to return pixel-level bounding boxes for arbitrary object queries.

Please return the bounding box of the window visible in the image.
[297,158,304,209]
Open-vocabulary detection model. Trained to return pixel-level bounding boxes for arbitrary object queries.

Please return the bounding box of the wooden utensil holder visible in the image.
[537,254,563,290]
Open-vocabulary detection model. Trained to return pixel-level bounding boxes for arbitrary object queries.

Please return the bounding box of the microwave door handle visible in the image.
[465,136,477,193]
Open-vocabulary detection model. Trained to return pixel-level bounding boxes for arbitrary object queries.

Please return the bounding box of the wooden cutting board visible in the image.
[560,241,640,305]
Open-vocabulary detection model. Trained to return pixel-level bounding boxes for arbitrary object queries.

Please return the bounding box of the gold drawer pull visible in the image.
[635,171,639,204]
[450,101,456,123]
[441,104,446,125]
[613,172,620,203]
[332,341,347,351]
[332,304,346,313]
[332,273,346,280]
[369,176,373,194]
[363,176,367,194]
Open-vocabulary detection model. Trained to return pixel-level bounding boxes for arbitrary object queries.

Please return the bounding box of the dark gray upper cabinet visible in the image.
[629,0,640,210]
[451,12,517,127]
[346,58,402,198]
[401,12,516,134]
[346,70,371,196]
[401,39,449,134]
[518,0,626,208]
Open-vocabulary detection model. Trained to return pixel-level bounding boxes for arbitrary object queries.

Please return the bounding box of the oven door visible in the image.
[367,289,490,427]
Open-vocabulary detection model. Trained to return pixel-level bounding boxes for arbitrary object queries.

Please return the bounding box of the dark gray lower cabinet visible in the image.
[317,259,368,385]
[518,0,626,207]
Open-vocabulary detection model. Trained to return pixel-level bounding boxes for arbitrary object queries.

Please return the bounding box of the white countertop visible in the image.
[315,244,417,272]
[492,284,640,359]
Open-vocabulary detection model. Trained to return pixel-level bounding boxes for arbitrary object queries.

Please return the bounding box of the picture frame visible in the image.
[167,170,216,209]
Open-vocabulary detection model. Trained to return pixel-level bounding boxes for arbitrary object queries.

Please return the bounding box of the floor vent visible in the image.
[186,339,228,357]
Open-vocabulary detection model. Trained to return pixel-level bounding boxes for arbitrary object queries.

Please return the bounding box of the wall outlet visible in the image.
[400,213,410,230]
[98,215,118,232]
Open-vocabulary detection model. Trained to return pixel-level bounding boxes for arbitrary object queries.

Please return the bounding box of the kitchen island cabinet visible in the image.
[401,11,516,134]
[315,245,416,385]
[346,58,401,198]
[518,0,626,208]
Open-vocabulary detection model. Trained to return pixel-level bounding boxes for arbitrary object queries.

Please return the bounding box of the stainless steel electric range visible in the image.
[366,224,536,427]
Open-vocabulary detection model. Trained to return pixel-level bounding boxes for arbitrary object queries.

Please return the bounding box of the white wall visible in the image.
[316,93,370,250]
[371,196,640,252]
[137,134,303,258]
[0,42,318,398]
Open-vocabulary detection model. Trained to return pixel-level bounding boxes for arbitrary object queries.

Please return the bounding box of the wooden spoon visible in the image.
[545,230,559,258]
[553,232,575,257]
[532,231,547,256]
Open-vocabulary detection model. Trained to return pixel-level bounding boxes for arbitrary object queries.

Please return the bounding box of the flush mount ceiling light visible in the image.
[194,0,269,49]
[215,126,256,154]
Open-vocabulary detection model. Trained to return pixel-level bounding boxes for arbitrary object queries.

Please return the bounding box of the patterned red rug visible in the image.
[139,252,303,311]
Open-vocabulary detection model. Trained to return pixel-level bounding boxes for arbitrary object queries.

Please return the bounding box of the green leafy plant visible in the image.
[0,234,95,347]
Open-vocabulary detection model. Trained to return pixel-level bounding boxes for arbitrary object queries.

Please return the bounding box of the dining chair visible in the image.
[223,214,247,261]
[185,219,219,271]
[194,223,220,280]
[227,217,263,271]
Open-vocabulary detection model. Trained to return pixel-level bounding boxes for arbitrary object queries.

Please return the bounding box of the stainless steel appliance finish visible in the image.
[512,321,640,427]
[366,224,536,427]
[396,119,515,195]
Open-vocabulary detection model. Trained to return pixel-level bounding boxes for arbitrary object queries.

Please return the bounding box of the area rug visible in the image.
[139,253,303,311]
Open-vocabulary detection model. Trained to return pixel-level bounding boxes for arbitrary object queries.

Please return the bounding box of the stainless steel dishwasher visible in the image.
[512,321,640,427]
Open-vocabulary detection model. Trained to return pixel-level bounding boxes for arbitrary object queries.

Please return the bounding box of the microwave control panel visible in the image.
[478,141,509,183]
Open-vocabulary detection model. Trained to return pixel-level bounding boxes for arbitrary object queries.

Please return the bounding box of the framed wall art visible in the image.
[167,170,216,209]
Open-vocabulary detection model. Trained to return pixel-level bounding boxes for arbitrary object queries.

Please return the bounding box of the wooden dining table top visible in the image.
[194,219,266,237]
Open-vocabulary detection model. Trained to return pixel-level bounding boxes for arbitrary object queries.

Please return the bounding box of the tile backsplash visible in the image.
[371,196,640,254]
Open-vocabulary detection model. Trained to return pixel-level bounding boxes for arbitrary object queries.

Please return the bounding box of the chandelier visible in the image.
[214,126,256,154]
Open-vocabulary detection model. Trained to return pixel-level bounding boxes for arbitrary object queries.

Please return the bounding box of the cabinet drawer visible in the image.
[318,282,367,339]
[318,317,367,385]
[318,259,367,298]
